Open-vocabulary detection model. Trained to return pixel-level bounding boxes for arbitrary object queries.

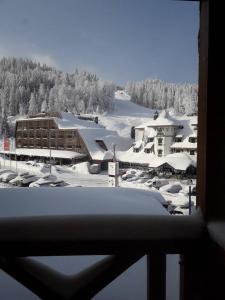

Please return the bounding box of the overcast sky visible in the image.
[0,0,199,85]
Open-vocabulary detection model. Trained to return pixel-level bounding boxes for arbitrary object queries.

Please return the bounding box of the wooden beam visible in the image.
[197,0,225,219]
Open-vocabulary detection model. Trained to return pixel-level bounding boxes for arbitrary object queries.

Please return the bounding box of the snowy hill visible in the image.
[99,90,155,138]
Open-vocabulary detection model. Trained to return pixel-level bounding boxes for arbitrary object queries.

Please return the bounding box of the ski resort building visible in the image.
[117,110,197,171]
[133,110,197,157]
[14,112,131,168]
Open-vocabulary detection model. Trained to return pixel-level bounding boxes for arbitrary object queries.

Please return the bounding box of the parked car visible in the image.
[135,177,149,183]
[9,172,30,185]
[153,179,169,189]
[121,170,137,180]
[20,174,39,186]
[1,171,18,183]
[25,160,39,166]
[0,169,11,176]
[160,183,182,194]
[49,180,69,187]
[29,174,57,187]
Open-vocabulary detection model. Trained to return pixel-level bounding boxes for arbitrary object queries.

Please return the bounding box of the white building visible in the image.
[134,110,184,157]
[123,110,198,162]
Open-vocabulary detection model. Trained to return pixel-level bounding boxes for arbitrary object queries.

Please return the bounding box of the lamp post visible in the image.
[187,179,193,215]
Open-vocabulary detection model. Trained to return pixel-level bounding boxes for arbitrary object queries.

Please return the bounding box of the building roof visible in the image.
[8,148,87,159]
[150,153,196,171]
[135,110,179,129]
[17,112,102,130]
[78,128,132,161]
[55,113,101,129]
[144,142,154,149]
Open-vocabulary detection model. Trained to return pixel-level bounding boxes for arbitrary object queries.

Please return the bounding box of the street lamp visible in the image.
[187,179,193,215]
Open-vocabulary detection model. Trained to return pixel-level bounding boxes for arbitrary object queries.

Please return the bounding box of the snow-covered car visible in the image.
[1,171,18,183]
[135,177,149,183]
[153,179,169,189]
[25,160,39,166]
[121,173,135,180]
[0,169,12,176]
[126,175,140,182]
[20,174,39,186]
[144,176,159,187]
[29,174,57,187]
[144,179,154,187]
[49,180,69,187]
[166,195,195,215]
[159,183,182,194]
[9,172,30,185]
[121,170,138,180]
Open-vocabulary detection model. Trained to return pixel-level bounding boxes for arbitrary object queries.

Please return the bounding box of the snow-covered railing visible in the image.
[0,212,205,300]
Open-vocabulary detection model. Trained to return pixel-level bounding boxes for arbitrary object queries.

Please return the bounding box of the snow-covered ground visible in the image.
[0,157,196,215]
[0,90,197,214]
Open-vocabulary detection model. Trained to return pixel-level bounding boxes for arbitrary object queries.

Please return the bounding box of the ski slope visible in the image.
[99,90,155,138]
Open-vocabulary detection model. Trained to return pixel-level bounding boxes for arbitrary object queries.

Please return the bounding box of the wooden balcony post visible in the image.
[197,0,225,219]
[147,253,166,300]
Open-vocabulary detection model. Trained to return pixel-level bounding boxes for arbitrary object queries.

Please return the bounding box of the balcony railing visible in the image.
[0,210,206,300]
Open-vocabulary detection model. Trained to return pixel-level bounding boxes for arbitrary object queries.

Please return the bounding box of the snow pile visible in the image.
[71,162,90,175]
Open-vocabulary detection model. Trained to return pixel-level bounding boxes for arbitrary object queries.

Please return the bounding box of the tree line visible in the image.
[0,57,115,135]
[125,79,198,115]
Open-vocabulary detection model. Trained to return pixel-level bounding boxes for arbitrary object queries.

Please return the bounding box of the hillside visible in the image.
[0,57,115,135]
[126,79,198,115]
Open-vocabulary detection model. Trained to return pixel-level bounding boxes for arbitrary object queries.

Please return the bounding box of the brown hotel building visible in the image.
[15,112,131,166]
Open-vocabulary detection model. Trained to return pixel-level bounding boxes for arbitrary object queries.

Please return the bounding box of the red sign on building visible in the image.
[3,136,10,151]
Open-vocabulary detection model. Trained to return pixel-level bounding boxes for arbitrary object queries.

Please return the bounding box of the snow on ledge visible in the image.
[0,187,168,217]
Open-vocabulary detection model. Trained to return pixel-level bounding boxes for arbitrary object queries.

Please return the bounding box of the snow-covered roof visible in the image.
[150,153,196,171]
[18,112,102,130]
[133,140,142,149]
[144,142,154,149]
[117,147,161,165]
[175,134,183,138]
[55,113,101,129]
[78,128,131,161]
[135,110,179,129]
[170,142,197,149]
[7,148,87,159]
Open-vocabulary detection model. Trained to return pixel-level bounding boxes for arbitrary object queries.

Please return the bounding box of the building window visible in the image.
[189,137,197,143]
[96,140,108,151]
[133,148,139,153]
[144,149,152,154]
[175,137,182,142]
[158,138,163,146]
[147,137,154,143]
[190,150,195,155]
[158,149,163,157]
